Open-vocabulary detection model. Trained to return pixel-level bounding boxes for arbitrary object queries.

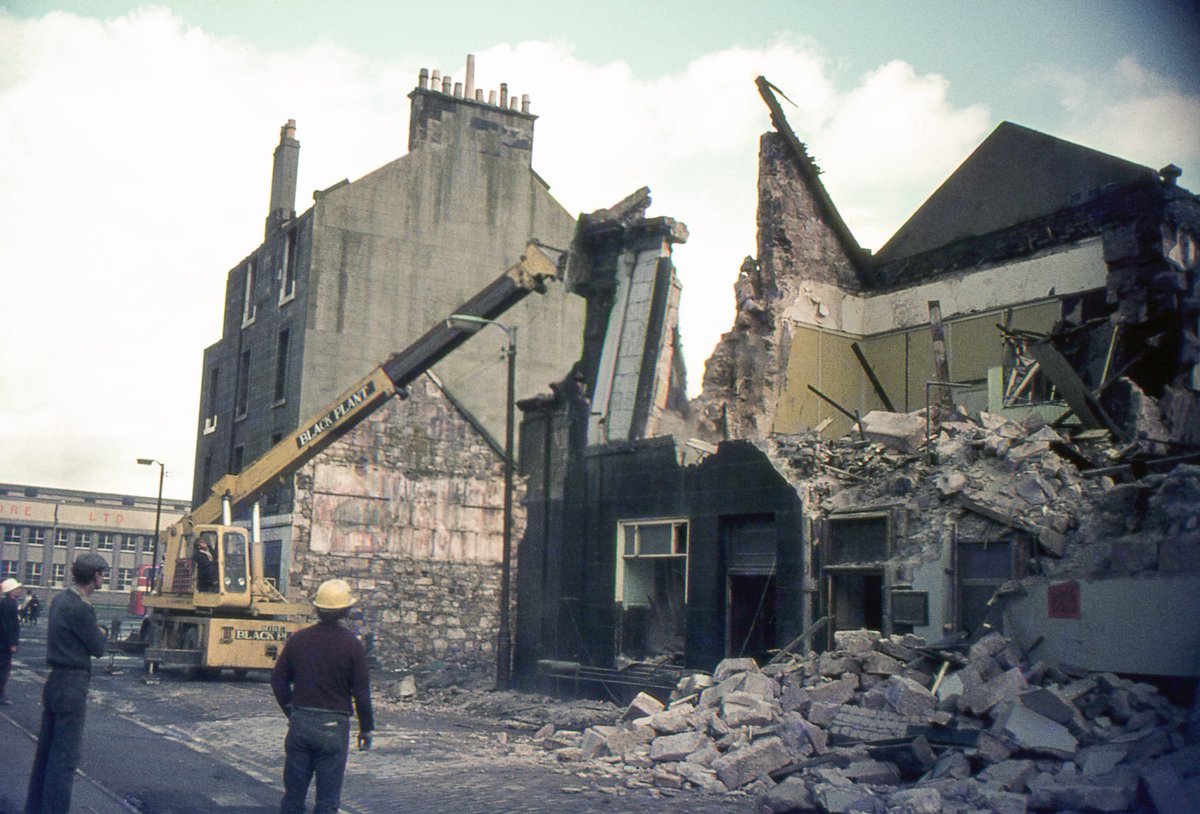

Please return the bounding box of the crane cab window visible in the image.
[222,531,249,593]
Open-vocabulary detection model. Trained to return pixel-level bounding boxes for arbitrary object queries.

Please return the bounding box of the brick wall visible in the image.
[288,376,524,684]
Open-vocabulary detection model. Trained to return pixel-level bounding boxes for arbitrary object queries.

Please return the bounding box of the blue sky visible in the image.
[1,1,1197,497]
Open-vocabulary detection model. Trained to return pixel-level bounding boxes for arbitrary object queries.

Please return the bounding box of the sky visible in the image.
[1,1,1198,501]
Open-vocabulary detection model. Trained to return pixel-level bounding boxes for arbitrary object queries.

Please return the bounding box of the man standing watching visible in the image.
[0,577,22,705]
[271,578,373,814]
[24,553,109,814]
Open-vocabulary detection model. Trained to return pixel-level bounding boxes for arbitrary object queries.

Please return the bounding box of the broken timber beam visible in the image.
[1025,338,1127,440]
[851,342,896,412]
[928,301,954,412]
[807,384,858,422]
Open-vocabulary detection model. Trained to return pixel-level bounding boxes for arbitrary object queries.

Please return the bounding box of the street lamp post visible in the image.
[136,459,165,586]
[445,314,517,689]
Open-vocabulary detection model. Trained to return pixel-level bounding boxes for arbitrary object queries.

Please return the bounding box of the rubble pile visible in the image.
[772,405,1200,583]
[530,630,1197,812]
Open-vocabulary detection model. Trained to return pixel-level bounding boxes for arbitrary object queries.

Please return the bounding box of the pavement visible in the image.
[0,703,135,814]
[0,622,756,814]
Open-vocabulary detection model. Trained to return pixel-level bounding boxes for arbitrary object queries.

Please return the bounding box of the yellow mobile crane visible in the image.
[138,243,562,676]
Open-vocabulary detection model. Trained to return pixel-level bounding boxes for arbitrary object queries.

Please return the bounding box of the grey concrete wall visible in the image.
[299,92,582,448]
[1001,575,1200,676]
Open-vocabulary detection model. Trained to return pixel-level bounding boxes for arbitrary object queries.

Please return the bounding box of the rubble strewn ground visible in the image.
[434,631,1197,813]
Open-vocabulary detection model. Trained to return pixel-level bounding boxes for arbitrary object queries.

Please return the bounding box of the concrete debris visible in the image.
[520,630,1197,813]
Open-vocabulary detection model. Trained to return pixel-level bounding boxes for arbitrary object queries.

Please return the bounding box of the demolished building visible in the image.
[516,76,1200,692]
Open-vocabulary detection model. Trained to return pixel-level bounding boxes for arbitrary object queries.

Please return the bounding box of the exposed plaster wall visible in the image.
[288,378,523,683]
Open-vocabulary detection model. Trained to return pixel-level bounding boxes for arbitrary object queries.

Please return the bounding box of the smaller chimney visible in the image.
[266,119,300,238]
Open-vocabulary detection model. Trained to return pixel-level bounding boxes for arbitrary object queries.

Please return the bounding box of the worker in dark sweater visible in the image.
[25,552,108,814]
[271,578,374,814]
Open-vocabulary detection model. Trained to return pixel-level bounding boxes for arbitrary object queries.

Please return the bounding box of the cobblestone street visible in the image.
[1,625,757,813]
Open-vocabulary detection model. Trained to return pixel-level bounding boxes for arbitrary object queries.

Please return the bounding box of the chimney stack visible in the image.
[266,119,300,238]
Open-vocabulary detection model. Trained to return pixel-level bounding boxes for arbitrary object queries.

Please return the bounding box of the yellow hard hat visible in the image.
[313,578,357,610]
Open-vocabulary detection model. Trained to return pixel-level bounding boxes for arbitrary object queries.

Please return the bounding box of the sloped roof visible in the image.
[874,122,1158,264]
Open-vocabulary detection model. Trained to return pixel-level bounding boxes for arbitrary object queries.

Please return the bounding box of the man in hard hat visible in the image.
[271,578,374,814]
[25,552,109,814]
[0,576,22,705]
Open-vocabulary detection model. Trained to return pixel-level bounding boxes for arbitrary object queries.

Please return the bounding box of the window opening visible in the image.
[615,519,688,661]
[235,350,251,418]
[274,328,290,403]
[242,258,257,326]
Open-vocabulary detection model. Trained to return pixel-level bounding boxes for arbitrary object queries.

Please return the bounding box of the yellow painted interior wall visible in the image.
[773,301,1062,436]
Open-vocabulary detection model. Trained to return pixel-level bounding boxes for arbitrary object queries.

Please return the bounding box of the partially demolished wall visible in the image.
[289,377,522,684]
[694,132,860,442]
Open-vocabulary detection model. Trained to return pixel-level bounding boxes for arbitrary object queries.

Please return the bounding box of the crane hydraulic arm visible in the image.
[182,240,562,534]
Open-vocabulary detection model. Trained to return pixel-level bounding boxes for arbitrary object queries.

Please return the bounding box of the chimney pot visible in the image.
[520,94,530,114]
[499,82,508,109]
[488,90,497,106]
[442,76,452,94]
[418,68,429,90]
[1160,164,1182,186]
[465,54,476,99]
[453,81,462,98]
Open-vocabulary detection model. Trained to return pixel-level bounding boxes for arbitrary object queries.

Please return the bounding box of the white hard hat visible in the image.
[0,578,22,594]
[313,578,357,610]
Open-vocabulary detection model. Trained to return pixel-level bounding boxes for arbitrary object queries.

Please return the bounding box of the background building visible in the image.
[0,482,187,617]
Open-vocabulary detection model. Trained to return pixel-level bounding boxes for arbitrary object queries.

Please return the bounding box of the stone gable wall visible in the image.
[288,376,524,684]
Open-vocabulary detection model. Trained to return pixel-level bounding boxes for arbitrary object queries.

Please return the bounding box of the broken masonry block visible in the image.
[843,758,902,786]
[860,411,927,454]
[829,706,911,744]
[762,776,815,813]
[860,651,903,676]
[806,674,860,706]
[713,657,760,681]
[832,628,881,654]
[813,783,878,814]
[885,787,943,814]
[973,787,1028,814]
[740,670,781,699]
[867,736,936,777]
[711,735,791,790]
[964,667,1026,717]
[651,765,685,789]
[646,707,692,734]
[673,761,726,793]
[1028,765,1139,812]
[927,751,971,780]
[884,675,937,717]
[580,726,614,759]
[649,731,709,763]
[996,702,1078,759]
[604,724,656,758]
[977,758,1036,792]
[621,691,664,721]
[819,652,862,676]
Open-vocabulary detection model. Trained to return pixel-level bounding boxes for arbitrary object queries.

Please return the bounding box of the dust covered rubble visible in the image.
[771,407,1200,584]
[520,630,1198,813]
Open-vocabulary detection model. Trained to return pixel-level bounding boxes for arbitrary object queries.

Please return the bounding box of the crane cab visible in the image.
[163,524,253,610]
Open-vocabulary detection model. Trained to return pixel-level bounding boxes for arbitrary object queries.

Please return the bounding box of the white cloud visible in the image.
[0,8,996,497]
[1025,55,1200,176]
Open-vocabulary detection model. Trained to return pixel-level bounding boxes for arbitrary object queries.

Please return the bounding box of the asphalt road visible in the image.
[1,623,757,814]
